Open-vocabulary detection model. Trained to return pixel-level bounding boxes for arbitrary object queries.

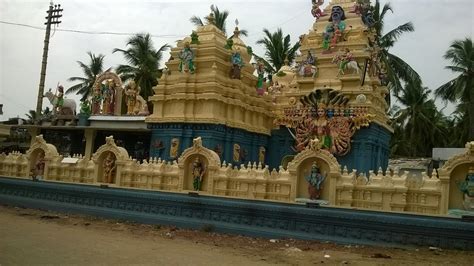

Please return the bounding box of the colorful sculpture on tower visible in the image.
[275,89,373,156]
[178,42,196,74]
[322,5,347,51]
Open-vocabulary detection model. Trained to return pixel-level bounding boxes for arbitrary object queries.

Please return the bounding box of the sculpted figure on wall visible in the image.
[258,147,266,164]
[233,144,241,162]
[170,138,180,158]
[274,89,373,156]
[103,152,116,183]
[192,157,206,191]
[34,151,46,180]
[305,163,326,200]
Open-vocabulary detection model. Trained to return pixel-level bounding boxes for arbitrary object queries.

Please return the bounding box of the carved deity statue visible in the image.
[34,151,46,180]
[192,157,206,191]
[233,144,241,162]
[170,138,180,158]
[124,81,138,115]
[102,80,115,115]
[102,152,116,183]
[322,5,347,51]
[54,85,65,114]
[255,60,266,95]
[91,86,102,115]
[178,42,196,74]
[459,167,474,210]
[305,163,326,200]
[258,147,266,164]
[230,51,244,79]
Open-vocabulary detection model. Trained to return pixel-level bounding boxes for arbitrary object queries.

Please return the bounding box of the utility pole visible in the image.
[35,2,62,115]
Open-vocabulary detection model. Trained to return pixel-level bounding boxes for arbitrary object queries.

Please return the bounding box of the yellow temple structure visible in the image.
[1,0,474,216]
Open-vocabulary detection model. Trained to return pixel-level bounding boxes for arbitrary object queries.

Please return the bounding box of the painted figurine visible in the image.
[192,157,206,191]
[255,60,266,95]
[322,5,347,51]
[54,85,64,114]
[230,52,244,79]
[91,86,102,115]
[178,42,196,74]
[124,81,138,115]
[459,167,474,210]
[305,163,326,200]
[102,80,112,115]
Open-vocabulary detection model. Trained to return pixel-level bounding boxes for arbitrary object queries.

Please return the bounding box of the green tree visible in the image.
[435,38,474,140]
[190,5,248,37]
[255,28,300,74]
[391,84,447,157]
[66,52,105,101]
[113,33,170,101]
[372,0,422,95]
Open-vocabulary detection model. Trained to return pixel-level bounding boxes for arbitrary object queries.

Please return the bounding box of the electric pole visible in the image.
[36,2,62,115]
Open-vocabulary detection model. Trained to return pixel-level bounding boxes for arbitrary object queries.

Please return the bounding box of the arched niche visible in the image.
[438,142,474,212]
[287,146,341,203]
[177,137,221,193]
[91,71,123,115]
[91,136,129,184]
[25,135,60,179]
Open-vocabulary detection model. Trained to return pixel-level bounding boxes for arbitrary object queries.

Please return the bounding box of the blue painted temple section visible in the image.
[149,122,390,173]
[336,123,391,174]
[148,123,269,166]
[267,124,390,173]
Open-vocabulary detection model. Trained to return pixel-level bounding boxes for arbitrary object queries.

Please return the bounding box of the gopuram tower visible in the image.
[271,0,392,173]
[146,13,274,166]
[147,1,392,173]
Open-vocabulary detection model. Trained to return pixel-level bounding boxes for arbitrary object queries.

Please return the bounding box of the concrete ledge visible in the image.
[1,177,473,250]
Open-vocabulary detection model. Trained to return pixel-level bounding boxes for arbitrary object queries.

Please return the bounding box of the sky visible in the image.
[0,0,473,121]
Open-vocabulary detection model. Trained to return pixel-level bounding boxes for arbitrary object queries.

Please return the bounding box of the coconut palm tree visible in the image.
[435,38,474,140]
[391,84,447,157]
[190,5,248,37]
[66,52,105,101]
[255,28,300,74]
[113,33,170,101]
[372,0,421,95]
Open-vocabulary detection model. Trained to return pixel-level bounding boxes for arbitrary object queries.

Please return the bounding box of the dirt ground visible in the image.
[0,204,473,265]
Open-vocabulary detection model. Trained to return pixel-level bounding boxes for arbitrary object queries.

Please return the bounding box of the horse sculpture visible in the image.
[44,89,77,115]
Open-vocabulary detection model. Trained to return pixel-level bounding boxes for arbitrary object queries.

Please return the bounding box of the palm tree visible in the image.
[190,5,248,37]
[435,38,473,140]
[372,0,421,95]
[255,28,300,74]
[391,84,447,157]
[113,33,170,101]
[66,52,105,101]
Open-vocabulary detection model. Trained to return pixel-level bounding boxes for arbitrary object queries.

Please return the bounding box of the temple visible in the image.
[1,0,473,217]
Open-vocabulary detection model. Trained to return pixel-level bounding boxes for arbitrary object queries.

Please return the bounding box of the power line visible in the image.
[0,20,187,39]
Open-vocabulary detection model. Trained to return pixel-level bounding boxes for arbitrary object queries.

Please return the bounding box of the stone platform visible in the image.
[0,177,473,250]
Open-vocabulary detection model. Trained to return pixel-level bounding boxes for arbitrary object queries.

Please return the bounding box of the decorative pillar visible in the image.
[84,128,96,160]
